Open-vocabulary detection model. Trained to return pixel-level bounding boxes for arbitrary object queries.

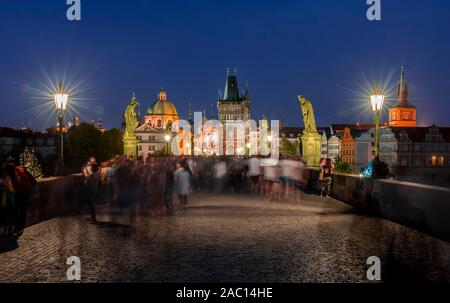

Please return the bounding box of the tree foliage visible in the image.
[280,138,298,156]
[20,147,43,179]
[67,123,123,170]
[334,155,352,174]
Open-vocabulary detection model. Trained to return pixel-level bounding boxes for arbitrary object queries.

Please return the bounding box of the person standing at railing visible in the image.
[320,158,334,198]
[82,157,98,223]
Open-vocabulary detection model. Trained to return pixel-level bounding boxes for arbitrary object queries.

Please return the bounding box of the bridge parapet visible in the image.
[309,169,450,241]
[27,174,84,227]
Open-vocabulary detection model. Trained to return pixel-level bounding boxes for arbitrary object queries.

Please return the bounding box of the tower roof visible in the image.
[394,66,415,108]
[223,75,240,101]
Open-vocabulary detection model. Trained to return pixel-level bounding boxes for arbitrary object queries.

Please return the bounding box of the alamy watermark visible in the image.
[66,0,81,21]
[66,256,81,281]
[367,0,381,21]
[167,112,280,159]
[366,256,381,281]
[64,1,380,22]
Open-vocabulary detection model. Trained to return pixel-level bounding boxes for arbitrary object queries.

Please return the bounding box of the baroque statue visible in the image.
[297,95,321,167]
[298,95,317,134]
[123,94,140,158]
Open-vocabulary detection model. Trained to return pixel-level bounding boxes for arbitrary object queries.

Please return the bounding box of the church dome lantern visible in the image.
[145,90,179,129]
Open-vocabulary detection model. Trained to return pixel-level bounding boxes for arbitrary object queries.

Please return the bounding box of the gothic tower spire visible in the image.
[397,66,409,105]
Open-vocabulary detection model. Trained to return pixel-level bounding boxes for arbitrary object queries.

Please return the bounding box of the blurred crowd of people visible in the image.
[0,157,36,237]
[80,155,311,222]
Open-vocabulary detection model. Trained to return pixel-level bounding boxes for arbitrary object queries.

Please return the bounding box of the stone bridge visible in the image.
[0,173,449,282]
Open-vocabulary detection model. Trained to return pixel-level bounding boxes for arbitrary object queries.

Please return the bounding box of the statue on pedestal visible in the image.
[123,94,140,158]
[298,95,321,167]
[299,95,317,134]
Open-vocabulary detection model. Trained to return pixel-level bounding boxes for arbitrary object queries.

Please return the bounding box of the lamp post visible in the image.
[370,84,385,159]
[54,82,68,175]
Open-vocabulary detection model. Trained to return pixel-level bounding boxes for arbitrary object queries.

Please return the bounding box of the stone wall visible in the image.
[309,169,450,241]
[26,174,84,227]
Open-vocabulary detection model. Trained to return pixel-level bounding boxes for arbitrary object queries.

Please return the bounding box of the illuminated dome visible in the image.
[147,90,178,116]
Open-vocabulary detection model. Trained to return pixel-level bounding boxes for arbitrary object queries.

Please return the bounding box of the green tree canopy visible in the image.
[99,128,124,161]
[334,155,352,174]
[68,123,102,168]
[280,138,299,156]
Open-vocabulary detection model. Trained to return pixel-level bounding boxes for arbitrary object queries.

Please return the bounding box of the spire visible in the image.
[188,102,192,122]
[243,80,250,100]
[223,72,240,101]
[397,66,409,105]
[210,103,214,119]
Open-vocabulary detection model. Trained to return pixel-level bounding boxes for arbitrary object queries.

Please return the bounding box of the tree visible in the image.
[99,128,124,161]
[371,157,390,179]
[20,147,43,179]
[280,138,298,156]
[334,155,352,174]
[67,123,102,169]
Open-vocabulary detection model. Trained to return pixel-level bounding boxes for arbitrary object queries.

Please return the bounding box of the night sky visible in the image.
[0,0,449,130]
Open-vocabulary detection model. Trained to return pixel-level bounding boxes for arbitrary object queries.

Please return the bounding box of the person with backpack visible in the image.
[320,158,334,197]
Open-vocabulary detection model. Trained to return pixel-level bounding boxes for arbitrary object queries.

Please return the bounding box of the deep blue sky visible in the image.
[1,0,449,130]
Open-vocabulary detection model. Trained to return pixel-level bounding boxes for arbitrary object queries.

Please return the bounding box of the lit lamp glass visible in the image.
[54,82,68,111]
[164,134,171,142]
[370,84,385,112]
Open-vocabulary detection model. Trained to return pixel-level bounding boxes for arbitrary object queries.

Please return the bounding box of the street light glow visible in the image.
[370,84,385,112]
[54,82,69,111]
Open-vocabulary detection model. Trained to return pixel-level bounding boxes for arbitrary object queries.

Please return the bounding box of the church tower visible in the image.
[217,70,251,155]
[217,70,250,123]
[389,67,417,127]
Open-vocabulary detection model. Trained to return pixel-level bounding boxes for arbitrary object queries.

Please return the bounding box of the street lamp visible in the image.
[54,82,68,175]
[164,134,171,155]
[370,84,385,158]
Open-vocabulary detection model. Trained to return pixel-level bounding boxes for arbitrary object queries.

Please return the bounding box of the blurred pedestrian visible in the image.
[320,158,333,197]
[174,161,191,207]
[164,159,175,209]
[82,157,98,222]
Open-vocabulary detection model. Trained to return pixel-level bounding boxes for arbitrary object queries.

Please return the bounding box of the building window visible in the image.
[432,156,437,166]
[403,112,410,120]
[400,157,408,166]
[413,157,422,167]
[439,156,445,166]
[157,120,162,128]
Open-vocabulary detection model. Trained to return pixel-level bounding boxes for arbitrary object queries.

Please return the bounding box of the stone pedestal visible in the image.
[301,132,322,167]
[123,136,138,158]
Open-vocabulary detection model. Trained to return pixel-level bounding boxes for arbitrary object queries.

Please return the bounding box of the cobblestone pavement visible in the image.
[1,192,449,283]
